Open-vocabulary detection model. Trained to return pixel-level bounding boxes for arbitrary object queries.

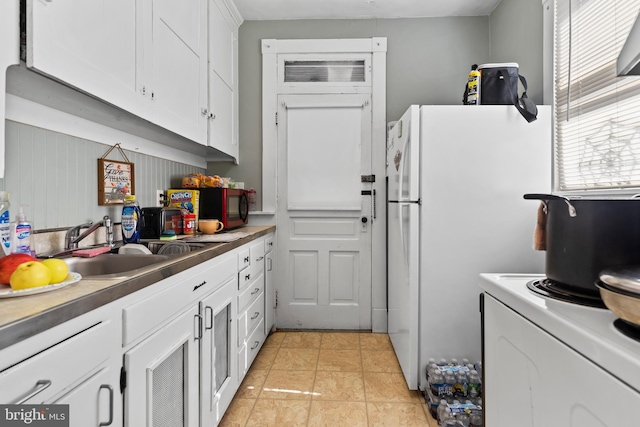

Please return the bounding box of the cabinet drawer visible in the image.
[265,235,274,254]
[238,271,264,313]
[123,254,236,346]
[238,267,254,290]
[238,292,265,346]
[246,319,266,368]
[0,321,112,404]
[237,247,250,271]
[250,240,265,275]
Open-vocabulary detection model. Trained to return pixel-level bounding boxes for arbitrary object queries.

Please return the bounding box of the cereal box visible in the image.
[166,189,200,223]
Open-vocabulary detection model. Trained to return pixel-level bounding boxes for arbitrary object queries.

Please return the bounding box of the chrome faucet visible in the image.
[65,215,114,250]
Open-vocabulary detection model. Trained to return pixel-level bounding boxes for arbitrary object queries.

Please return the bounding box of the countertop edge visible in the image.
[0,226,275,351]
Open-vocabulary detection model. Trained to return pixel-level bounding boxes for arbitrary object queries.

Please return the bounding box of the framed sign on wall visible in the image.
[98,144,135,205]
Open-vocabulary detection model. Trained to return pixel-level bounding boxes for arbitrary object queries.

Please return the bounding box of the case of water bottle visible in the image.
[424,358,483,427]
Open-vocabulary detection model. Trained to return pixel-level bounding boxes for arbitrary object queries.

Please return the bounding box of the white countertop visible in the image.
[479,273,640,393]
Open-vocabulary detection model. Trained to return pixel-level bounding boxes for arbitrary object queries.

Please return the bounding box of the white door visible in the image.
[276,93,373,330]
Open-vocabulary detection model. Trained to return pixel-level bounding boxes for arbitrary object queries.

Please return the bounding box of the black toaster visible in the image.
[140,207,182,239]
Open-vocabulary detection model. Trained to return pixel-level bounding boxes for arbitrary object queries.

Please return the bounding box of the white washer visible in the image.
[480,273,640,427]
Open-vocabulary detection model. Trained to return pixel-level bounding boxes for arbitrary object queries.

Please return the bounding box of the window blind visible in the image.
[555,0,640,192]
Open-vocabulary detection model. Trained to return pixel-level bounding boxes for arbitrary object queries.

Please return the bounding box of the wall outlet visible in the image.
[156,190,165,207]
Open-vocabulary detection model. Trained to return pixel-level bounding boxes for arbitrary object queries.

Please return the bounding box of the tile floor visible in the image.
[220,331,439,427]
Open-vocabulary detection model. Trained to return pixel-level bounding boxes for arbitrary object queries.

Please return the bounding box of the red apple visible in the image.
[0,253,37,285]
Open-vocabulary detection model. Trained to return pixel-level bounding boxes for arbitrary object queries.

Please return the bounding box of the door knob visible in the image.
[361,217,368,224]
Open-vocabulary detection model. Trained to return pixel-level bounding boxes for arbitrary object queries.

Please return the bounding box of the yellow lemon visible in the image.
[41,259,69,284]
[10,261,52,290]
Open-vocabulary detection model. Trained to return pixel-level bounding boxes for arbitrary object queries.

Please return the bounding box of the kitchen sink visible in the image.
[63,253,173,279]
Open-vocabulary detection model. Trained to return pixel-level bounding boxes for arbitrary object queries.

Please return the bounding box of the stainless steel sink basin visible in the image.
[63,254,173,279]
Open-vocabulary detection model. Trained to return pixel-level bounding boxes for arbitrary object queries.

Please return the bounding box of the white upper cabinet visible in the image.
[207,0,240,161]
[138,0,208,145]
[26,0,140,115]
[23,0,242,156]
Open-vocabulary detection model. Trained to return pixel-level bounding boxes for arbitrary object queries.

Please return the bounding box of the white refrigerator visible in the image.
[387,105,552,390]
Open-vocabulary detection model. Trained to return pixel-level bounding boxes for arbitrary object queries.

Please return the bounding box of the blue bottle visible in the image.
[121,195,141,244]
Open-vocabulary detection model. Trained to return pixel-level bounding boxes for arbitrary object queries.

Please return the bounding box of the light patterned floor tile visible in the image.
[280,331,323,348]
[218,398,255,427]
[317,349,362,372]
[236,369,269,399]
[363,372,421,403]
[271,347,319,371]
[245,399,310,427]
[263,331,286,348]
[250,346,278,370]
[362,350,402,373]
[366,402,429,426]
[359,333,393,351]
[308,401,368,427]
[320,332,361,349]
[312,370,365,401]
[259,370,317,400]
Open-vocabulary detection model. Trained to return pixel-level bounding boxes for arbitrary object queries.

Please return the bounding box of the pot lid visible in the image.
[599,266,640,296]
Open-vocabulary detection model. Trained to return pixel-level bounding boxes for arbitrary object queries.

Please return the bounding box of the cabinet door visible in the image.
[124,306,199,427]
[139,0,208,144]
[265,250,276,333]
[485,295,640,426]
[200,276,237,426]
[207,0,238,159]
[53,368,118,427]
[26,0,140,116]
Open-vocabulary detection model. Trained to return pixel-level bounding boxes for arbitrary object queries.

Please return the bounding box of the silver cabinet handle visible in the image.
[267,258,273,271]
[251,287,260,295]
[98,384,114,426]
[251,341,260,350]
[205,306,213,330]
[194,314,203,340]
[14,379,52,404]
[251,311,260,320]
[256,256,264,261]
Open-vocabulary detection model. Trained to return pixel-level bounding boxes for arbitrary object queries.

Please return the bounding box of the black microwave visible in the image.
[198,188,249,229]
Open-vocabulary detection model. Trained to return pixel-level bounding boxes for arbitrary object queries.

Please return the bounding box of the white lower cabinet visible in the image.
[0,232,274,427]
[0,308,121,426]
[200,276,238,426]
[124,304,200,427]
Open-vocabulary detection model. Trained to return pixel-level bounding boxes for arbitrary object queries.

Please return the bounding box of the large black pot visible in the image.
[524,194,640,295]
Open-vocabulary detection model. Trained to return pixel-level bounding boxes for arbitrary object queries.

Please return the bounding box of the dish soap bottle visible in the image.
[121,195,141,244]
[10,205,32,255]
[0,191,10,255]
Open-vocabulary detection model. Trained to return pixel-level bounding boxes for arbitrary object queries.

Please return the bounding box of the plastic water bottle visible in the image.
[437,399,449,424]
[469,412,483,427]
[454,369,468,397]
[430,369,445,396]
[468,370,481,399]
[0,192,10,255]
[443,370,456,398]
[122,195,141,244]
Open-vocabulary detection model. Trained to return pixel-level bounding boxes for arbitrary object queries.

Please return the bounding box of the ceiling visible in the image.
[233,0,502,21]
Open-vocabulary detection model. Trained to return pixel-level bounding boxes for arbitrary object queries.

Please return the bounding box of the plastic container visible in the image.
[121,195,141,244]
[0,192,10,255]
[466,64,480,105]
[10,205,32,255]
